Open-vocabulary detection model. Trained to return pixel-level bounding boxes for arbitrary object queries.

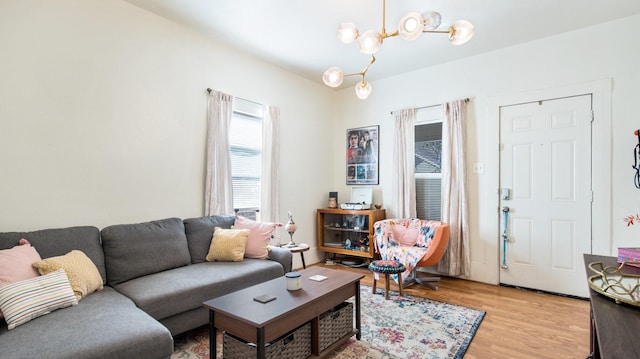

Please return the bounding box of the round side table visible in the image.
[282,243,310,269]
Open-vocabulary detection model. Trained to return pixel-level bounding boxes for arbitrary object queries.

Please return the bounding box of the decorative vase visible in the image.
[284,212,297,247]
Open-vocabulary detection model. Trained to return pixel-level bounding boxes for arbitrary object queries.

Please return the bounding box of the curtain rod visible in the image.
[206,88,263,106]
[390,97,469,115]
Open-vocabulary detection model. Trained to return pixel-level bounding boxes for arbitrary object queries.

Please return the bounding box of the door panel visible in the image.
[499,95,592,297]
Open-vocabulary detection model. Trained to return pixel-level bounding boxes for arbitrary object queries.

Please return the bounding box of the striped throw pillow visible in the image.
[0,269,78,330]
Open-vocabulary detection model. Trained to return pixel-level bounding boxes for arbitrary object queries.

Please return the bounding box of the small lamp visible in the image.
[284,211,297,247]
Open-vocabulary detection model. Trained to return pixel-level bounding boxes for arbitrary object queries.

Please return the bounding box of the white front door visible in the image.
[499,95,592,298]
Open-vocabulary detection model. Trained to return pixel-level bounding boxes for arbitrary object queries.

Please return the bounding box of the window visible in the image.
[230,98,263,219]
[414,108,442,220]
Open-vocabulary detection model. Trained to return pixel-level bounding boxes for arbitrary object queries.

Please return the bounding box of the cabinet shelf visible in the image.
[323,225,369,234]
[316,208,386,260]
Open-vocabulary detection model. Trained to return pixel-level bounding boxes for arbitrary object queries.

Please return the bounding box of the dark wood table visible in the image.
[203,266,364,358]
[584,254,640,359]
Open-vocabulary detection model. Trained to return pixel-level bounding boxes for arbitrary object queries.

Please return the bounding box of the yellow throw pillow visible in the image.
[32,250,103,301]
[206,227,249,262]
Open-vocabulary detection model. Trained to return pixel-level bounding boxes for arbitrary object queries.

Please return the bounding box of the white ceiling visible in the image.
[124,0,640,88]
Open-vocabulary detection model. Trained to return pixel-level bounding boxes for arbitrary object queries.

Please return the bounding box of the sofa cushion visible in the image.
[0,287,173,359]
[184,215,235,263]
[234,215,278,259]
[206,227,249,262]
[0,269,77,330]
[0,226,106,283]
[0,243,41,286]
[112,260,285,321]
[32,250,103,301]
[101,217,191,286]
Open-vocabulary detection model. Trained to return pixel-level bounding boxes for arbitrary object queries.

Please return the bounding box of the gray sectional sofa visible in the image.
[0,215,293,359]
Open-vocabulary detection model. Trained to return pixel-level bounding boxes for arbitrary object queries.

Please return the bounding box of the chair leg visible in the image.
[384,274,390,300]
[402,268,417,289]
[397,273,403,297]
[415,274,442,291]
[372,276,377,294]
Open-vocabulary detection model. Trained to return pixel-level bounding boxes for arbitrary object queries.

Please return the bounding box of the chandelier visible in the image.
[322,0,475,99]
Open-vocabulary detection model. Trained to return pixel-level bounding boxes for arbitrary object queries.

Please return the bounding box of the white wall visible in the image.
[3,1,639,277]
[0,0,334,271]
[331,14,640,283]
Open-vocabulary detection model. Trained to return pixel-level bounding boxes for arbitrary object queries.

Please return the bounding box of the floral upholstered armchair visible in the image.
[373,218,450,289]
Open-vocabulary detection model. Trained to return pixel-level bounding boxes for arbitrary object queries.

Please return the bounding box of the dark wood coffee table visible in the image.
[203,266,363,359]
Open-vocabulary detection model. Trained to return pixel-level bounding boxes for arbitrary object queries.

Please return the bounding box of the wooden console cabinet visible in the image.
[316,208,385,260]
[583,254,640,359]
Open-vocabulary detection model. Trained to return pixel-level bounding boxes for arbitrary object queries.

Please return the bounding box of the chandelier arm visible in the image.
[422,30,452,34]
[382,30,399,39]
[380,0,388,37]
[361,55,376,76]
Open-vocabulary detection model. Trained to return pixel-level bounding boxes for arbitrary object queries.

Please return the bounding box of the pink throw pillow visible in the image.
[0,241,41,286]
[391,225,419,247]
[0,240,42,319]
[234,215,277,259]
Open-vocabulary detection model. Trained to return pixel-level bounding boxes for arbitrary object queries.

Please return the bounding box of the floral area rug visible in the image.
[172,285,485,359]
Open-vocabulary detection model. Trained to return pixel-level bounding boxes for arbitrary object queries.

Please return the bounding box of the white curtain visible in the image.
[260,105,280,223]
[438,99,470,276]
[204,90,234,216]
[391,108,417,219]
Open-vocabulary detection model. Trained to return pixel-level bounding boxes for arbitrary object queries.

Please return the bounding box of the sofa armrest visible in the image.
[267,245,293,273]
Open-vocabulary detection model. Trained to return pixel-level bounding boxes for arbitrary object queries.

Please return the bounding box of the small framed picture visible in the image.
[346,125,379,185]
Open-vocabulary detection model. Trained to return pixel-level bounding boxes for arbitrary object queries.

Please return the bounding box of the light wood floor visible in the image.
[313,263,591,359]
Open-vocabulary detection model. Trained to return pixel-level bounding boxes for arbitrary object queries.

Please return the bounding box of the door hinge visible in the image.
[590,110,594,123]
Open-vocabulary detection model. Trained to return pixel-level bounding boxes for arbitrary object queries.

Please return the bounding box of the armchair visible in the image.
[373,218,450,290]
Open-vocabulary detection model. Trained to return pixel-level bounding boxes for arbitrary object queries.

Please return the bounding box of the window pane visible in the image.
[230,99,263,211]
[415,122,442,174]
[416,176,441,220]
[415,121,442,220]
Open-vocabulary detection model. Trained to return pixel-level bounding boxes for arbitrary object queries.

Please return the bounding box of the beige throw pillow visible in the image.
[206,227,249,262]
[32,250,103,301]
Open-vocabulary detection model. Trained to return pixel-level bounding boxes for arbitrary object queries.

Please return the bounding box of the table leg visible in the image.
[209,311,217,359]
[355,281,361,340]
[257,327,266,359]
[300,252,306,269]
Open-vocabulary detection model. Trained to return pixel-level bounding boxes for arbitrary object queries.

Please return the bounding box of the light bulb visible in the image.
[357,30,382,54]
[337,23,359,44]
[322,67,344,87]
[398,12,423,41]
[449,20,475,45]
[355,81,372,99]
[421,11,442,31]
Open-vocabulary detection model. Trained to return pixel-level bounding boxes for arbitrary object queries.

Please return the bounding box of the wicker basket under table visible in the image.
[318,302,354,352]
[223,322,311,359]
